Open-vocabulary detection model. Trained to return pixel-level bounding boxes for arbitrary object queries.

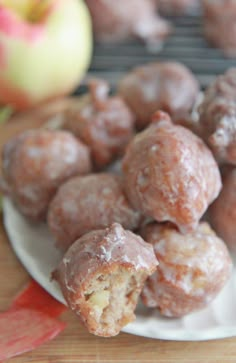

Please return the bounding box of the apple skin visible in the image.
[0,0,92,110]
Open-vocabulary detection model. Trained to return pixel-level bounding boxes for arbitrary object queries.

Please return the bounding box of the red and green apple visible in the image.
[0,0,92,110]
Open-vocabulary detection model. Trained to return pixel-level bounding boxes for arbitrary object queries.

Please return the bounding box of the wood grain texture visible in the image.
[1,118,236,363]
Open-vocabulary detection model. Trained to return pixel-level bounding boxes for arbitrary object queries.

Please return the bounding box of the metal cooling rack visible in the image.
[85,13,236,90]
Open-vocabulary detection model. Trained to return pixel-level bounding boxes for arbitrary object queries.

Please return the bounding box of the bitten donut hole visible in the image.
[83,268,145,335]
[55,224,157,336]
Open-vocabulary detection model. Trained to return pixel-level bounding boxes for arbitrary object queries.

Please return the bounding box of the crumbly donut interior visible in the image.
[84,268,145,332]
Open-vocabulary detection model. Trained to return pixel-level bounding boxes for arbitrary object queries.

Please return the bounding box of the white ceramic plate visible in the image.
[3,197,236,341]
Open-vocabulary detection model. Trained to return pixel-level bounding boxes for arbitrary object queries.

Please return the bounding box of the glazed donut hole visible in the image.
[118,61,199,130]
[122,111,222,234]
[209,168,236,253]
[1,129,92,221]
[198,68,236,166]
[53,223,158,337]
[47,173,142,251]
[64,79,135,169]
[202,0,236,57]
[140,222,233,317]
[84,0,171,46]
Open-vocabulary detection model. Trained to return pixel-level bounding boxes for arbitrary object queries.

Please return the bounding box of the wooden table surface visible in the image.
[1,110,236,363]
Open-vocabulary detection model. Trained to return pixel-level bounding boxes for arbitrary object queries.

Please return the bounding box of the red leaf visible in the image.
[0,308,66,360]
[0,280,67,360]
[11,280,67,318]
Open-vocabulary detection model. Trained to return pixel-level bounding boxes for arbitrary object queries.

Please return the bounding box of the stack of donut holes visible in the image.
[84,0,236,57]
[1,61,235,337]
